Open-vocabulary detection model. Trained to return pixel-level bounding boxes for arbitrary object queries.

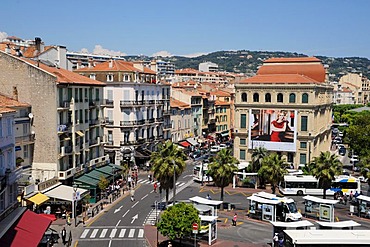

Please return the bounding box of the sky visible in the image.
[1,0,369,58]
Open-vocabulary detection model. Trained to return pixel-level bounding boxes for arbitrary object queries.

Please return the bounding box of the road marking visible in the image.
[90,229,99,238]
[115,220,121,227]
[119,229,126,238]
[138,229,144,238]
[80,229,90,239]
[110,229,117,238]
[122,210,130,218]
[99,229,108,238]
[141,194,148,200]
[128,229,135,238]
[131,201,139,208]
[131,214,138,224]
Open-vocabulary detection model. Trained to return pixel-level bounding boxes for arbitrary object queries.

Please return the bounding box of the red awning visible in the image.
[0,210,52,247]
[39,213,57,221]
[179,141,191,147]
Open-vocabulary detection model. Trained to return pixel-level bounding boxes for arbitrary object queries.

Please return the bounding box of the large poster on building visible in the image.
[248,109,297,152]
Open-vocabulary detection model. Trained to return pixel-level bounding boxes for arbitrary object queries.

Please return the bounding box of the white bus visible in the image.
[193,163,213,182]
[279,175,361,196]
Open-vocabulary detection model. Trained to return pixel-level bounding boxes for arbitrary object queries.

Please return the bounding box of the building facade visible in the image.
[234,57,333,167]
[0,51,107,183]
[75,60,171,166]
[339,73,370,104]
[170,98,192,143]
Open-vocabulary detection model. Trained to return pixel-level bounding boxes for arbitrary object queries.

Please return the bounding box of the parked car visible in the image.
[359,176,369,183]
[333,137,342,144]
[210,146,220,153]
[350,155,359,164]
[219,144,227,150]
[338,147,346,156]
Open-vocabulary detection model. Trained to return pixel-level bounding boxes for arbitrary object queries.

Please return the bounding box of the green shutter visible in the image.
[241,114,246,128]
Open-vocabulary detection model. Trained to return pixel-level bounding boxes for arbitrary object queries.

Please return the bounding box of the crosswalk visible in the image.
[137,179,186,188]
[79,227,144,240]
[145,207,161,225]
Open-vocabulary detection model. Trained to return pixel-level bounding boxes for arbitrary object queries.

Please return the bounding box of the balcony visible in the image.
[155,117,164,123]
[120,139,146,146]
[89,100,100,108]
[163,110,171,115]
[102,99,114,107]
[120,100,144,107]
[145,100,155,105]
[120,120,145,127]
[155,135,164,140]
[60,146,72,157]
[58,167,75,180]
[146,118,155,124]
[89,119,99,126]
[163,123,172,130]
[57,124,71,133]
[57,101,71,110]
[15,134,35,144]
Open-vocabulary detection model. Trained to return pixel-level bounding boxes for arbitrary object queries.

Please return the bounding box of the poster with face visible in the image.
[249,109,297,152]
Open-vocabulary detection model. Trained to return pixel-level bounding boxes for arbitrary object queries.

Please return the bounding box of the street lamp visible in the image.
[172,160,176,204]
[73,182,78,227]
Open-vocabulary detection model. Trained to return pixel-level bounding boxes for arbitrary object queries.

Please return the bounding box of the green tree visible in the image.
[150,141,187,205]
[208,148,239,206]
[310,151,342,199]
[157,202,200,242]
[258,153,288,194]
[97,176,109,200]
[346,112,370,157]
[358,155,370,186]
[250,147,268,187]
[120,160,130,182]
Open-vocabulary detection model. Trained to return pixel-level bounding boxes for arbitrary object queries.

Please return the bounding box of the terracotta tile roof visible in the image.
[176,89,202,97]
[175,68,202,74]
[341,87,352,93]
[239,74,319,84]
[170,98,190,109]
[22,58,105,86]
[75,60,156,74]
[258,56,326,82]
[0,93,30,108]
[23,46,37,58]
[0,107,16,114]
[6,36,23,41]
[215,100,230,106]
[210,90,231,97]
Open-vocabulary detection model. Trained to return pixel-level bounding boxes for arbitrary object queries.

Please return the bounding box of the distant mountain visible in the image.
[125,50,370,81]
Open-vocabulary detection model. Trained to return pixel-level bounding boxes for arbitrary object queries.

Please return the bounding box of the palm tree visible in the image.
[258,153,288,194]
[359,155,370,186]
[150,141,187,205]
[310,151,342,199]
[250,147,268,187]
[208,148,239,207]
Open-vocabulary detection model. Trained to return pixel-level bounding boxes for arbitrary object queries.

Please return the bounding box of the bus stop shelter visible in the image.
[247,195,281,221]
[316,220,361,229]
[189,196,223,216]
[302,195,338,222]
[199,215,218,246]
[357,195,370,218]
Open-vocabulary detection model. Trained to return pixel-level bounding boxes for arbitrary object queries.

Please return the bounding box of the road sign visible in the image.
[192,223,198,234]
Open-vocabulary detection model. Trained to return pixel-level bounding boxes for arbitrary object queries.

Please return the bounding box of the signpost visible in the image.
[192,223,198,247]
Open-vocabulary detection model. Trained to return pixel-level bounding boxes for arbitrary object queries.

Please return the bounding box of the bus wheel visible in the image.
[297,190,303,196]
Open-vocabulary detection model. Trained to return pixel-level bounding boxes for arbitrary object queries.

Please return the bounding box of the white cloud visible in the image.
[80,45,127,56]
[182,52,208,58]
[152,50,173,57]
[0,31,8,42]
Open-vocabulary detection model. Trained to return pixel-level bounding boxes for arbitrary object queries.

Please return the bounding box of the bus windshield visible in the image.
[286,202,298,213]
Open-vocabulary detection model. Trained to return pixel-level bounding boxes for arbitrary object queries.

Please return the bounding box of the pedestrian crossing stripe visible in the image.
[80,228,144,239]
[137,179,185,187]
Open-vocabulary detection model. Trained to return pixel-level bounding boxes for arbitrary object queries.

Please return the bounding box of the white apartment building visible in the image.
[170,98,192,142]
[199,61,219,72]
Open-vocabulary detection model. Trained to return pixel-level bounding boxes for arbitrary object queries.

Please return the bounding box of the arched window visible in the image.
[302,93,309,103]
[224,116,227,122]
[289,93,296,103]
[241,93,247,102]
[277,93,284,103]
[216,116,219,122]
[253,93,259,102]
[265,93,271,102]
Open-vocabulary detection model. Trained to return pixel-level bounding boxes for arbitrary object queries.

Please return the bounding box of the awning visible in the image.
[44,185,88,202]
[108,163,123,171]
[26,193,50,205]
[75,175,100,188]
[179,141,191,147]
[39,214,57,221]
[0,210,52,247]
[76,131,84,137]
[85,170,110,180]
[134,150,150,158]
[186,138,198,146]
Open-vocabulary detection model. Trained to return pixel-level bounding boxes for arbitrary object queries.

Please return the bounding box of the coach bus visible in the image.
[279,175,361,196]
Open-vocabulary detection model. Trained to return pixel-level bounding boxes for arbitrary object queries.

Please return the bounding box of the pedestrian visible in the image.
[130,189,135,201]
[232,213,237,226]
[153,182,157,193]
[350,191,354,202]
[273,233,279,247]
[148,174,152,182]
[66,213,71,226]
[206,194,211,200]
[343,193,348,205]
[61,226,67,245]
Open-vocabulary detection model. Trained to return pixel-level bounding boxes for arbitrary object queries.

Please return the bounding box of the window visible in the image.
[7,118,12,136]
[23,123,29,135]
[107,90,113,100]
[240,150,246,160]
[277,93,284,103]
[23,145,29,158]
[89,74,96,80]
[107,74,113,82]
[240,138,246,145]
[300,153,307,165]
[301,116,308,131]
[302,93,309,103]
[241,93,247,102]
[240,114,247,128]
[300,142,307,148]
[124,74,129,81]
[95,89,100,101]
[289,93,296,103]
[253,93,259,102]
[265,93,271,102]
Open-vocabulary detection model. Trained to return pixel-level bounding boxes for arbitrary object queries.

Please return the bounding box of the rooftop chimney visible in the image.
[35,37,42,54]
[109,59,113,68]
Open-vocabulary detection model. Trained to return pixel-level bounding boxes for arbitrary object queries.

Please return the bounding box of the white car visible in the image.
[350,155,359,164]
[210,146,220,153]
[359,176,368,183]
[219,144,227,150]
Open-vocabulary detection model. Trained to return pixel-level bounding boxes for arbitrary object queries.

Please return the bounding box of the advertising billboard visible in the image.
[248,109,297,152]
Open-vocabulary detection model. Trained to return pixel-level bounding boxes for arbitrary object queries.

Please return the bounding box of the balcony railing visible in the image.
[155,117,164,122]
[163,124,172,129]
[102,99,114,107]
[146,118,155,124]
[120,100,145,106]
[120,120,146,127]
[163,110,171,115]
[15,134,35,144]
[89,119,99,126]
[58,101,70,109]
[120,139,145,146]
[57,124,71,133]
